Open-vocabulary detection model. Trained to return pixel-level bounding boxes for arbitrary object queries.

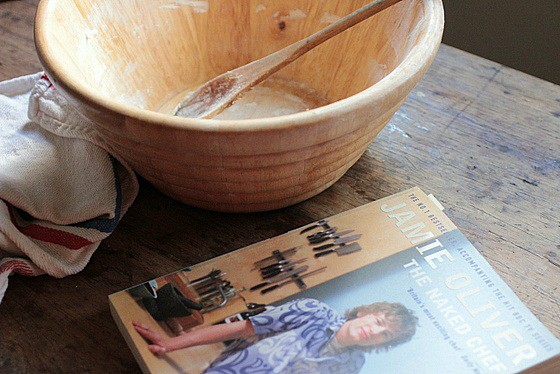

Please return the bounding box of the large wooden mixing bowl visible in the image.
[35,0,444,212]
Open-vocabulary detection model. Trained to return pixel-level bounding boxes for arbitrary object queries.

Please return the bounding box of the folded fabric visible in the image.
[0,73,138,303]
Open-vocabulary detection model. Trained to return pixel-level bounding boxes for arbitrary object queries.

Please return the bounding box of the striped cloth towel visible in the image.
[0,73,138,303]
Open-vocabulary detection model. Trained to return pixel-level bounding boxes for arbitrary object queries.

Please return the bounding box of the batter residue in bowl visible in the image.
[160,78,329,120]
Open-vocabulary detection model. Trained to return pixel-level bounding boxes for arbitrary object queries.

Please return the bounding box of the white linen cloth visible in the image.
[0,73,138,302]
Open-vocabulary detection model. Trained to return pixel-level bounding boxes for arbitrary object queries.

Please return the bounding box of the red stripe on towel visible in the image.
[8,206,93,250]
[40,73,53,88]
[0,260,34,277]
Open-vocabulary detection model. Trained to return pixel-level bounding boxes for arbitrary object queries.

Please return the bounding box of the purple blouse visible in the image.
[204,298,365,373]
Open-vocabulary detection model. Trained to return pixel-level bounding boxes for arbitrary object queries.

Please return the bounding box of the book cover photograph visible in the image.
[108,188,560,373]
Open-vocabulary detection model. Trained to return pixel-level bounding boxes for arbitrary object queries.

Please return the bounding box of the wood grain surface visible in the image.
[1,1,559,373]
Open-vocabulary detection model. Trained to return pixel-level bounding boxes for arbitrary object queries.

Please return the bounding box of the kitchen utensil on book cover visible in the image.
[195,280,231,296]
[261,267,328,294]
[314,242,362,258]
[300,219,330,234]
[253,247,298,268]
[261,258,307,278]
[309,229,356,244]
[190,269,223,286]
[313,234,362,251]
[246,302,267,310]
[250,265,309,291]
[259,258,294,272]
[175,0,405,118]
[307,227,338,241]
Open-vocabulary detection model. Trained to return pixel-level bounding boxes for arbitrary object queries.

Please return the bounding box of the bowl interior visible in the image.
[37,0,427,116]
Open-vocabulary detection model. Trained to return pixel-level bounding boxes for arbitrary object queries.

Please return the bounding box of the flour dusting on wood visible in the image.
[116,90,148,108]
[320,12,341,24]
[273,9,307,20]
[160,1,209,13]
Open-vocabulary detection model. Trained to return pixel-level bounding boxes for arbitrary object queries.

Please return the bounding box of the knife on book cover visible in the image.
[307,227,337,241]
[313,234,362,251]
[250,265,309,291]
[309,229,356,244]
[259,259,291,272]
[261,258,307,278]
[260,267,328,294]
[253,247,298,268]
[314,242,362,258]
[299,219,328,234]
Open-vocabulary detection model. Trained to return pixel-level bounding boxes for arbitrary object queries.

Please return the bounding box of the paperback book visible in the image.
[109,187,560,373]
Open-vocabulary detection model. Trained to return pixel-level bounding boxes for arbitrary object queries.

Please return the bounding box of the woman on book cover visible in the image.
[132,298,418,373]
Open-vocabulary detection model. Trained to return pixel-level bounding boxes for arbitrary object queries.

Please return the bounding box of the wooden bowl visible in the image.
[35,0,444,212]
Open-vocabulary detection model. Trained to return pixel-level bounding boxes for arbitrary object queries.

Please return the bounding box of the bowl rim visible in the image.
[34,0,444,133]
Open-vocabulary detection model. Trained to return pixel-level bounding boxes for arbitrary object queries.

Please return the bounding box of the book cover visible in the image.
[109,187,560,373]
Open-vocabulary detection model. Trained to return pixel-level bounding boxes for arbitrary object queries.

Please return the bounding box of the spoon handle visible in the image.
[237,0,404,86]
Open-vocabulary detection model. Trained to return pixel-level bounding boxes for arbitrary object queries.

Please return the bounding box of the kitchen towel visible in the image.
[0,73,138,303]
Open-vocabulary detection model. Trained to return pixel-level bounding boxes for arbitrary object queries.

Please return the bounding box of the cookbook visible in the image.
[109,187,560,373]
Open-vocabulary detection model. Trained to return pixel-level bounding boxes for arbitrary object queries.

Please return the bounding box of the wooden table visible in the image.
[1,1,559,373]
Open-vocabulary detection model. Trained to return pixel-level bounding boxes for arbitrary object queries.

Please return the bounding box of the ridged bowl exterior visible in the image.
[35,0,444,212]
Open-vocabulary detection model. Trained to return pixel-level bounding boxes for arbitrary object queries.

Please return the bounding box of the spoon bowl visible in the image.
[35,0,444,212]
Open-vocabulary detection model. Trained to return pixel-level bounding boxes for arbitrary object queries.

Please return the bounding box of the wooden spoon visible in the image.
[174,0,404,119]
